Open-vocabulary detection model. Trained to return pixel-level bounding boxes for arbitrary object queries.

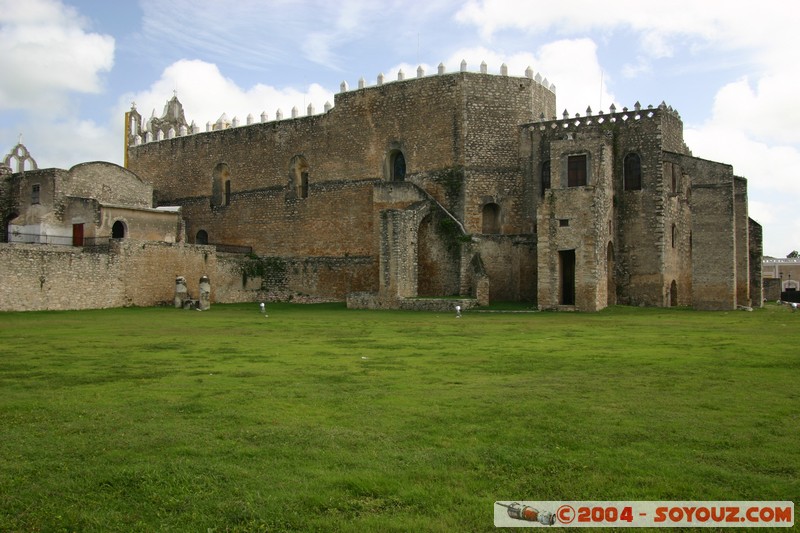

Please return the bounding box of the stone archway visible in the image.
[112,220,126,239]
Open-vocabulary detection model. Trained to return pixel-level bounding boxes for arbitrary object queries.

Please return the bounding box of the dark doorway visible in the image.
[670,280,678,306]
[196,230,209,245]
[481,203,500,234]
[112,221,126,239]
[559,249,576,305]
[72,223,84,246]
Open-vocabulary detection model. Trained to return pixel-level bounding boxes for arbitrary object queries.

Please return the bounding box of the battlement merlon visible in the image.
[521,101,690,155]
[125,61,557,149]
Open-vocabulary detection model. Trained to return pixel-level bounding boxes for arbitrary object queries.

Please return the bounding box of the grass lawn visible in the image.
[0,303,798,531]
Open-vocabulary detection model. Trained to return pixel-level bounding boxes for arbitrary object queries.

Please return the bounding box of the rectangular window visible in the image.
[567,155,587,187]
[559,219,569,227]
[225,180,231,206]
[31,184,40,204]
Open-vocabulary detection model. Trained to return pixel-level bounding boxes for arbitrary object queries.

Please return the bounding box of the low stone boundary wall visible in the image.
[346,292,478,312]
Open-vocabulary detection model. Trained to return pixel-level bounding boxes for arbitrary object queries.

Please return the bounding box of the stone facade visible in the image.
[1,64,761,312]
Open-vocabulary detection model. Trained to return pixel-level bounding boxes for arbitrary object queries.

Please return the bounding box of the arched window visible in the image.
[212,163,230,207]
[112,220,126,239]
[672,223,677,248]
[624,153,642,191]
[289,155,309,199]
[196,230,208,245]
[482,203,501,234]
[541,160,551,196]
[390,150,406,181]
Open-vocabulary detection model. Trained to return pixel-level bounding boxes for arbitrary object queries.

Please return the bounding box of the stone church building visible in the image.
[2,62,761,312]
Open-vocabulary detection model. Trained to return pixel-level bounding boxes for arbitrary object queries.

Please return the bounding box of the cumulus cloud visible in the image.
[117,59,335,132]
[0,0,114,114]
[429,39,613,115]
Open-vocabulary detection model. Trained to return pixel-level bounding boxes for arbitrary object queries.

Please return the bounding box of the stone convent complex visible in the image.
[1,61,762,311]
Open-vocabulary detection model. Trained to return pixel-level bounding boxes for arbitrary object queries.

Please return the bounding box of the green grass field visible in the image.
[0,303,798,531]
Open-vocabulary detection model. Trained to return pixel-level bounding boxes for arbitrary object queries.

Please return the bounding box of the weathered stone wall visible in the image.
[527,107,696,309]
[734,176,750,306]
[535,132,614,311]
[748,218,763,306]
[0,243,126,311]
[0,239,375,312]
[460,74,555,234]
[687,158,737,310]
[661,153,693,307]
[100,206,182,243]
[126,73,555,304]
[65,162,153,208]
[474,235,536,301]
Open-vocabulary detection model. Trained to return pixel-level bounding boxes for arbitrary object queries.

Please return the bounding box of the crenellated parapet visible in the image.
[526,101,681,132]
[127,60,556,147]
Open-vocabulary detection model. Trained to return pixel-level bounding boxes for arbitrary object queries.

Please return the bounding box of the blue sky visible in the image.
[1,0,797,256]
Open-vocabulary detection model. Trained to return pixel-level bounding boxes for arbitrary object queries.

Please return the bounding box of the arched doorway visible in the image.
[112,220,126,239]
[196,230,208,245]
[670,280,678,307]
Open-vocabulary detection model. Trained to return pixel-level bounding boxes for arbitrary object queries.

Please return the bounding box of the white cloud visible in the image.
[435,39,614,115]
[0,0,114,114]
[117,59,335,132]
[685,124,800,256]
[709,74,799,146]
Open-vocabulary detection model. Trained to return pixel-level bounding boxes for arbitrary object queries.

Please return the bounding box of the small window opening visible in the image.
[482,203,500,234]
[390,150,406,181]
[672,224,677,248]
[290,155,310,199]
[212,163,230,207]
[299,171,309,198]
[559,219,569,227]
[196,230,208,245]
[624,153,642,191]
[567,155,587,187]
[31,184,40,204]
[225,180,231,206]
[541,160,551,196]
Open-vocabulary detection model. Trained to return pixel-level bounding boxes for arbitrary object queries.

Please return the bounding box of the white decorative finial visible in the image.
[480,61,487,74]
[460,59,467,72]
